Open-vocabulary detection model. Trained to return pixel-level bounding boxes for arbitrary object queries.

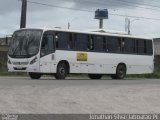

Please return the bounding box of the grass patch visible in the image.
[126,72,160,79]
[0,70,160,79]
[0,70,27,76]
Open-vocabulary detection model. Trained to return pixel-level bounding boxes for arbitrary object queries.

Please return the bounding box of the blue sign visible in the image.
[95,9,108,19]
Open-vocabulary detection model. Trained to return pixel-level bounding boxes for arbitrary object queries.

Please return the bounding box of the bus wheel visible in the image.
[88,74,102,79]
[111,64,126,79]
[55,63,68,79]
[29,72,41,79]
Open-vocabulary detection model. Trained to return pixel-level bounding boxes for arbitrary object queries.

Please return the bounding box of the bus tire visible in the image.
[29,72,41,79]
[55,62,68,79]
[111,64,126,79]
[88,74,102,79]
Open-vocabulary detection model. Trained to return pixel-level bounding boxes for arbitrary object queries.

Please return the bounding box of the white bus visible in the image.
[7,28,154,79]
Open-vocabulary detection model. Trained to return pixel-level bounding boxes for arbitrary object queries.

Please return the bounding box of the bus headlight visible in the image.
[8,59,11,64]
[30,57,37,64]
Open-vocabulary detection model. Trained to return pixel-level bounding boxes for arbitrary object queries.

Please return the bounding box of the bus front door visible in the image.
[40,33,55,73]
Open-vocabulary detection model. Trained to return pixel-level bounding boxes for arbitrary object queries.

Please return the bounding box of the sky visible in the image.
[0,0,160,38]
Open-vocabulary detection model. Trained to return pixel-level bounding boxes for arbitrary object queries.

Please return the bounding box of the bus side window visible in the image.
[56,32,71,50]
[116,38,122,53]
[41,35,48,49]
[103,38,107,52]
[73,33,89,51]
[135,39,138,54]
[107,36,121,53]
[87,35,91,50]
[92,35,105,52]
[41,34,54,57]
[144,40,147,54]
[146,40,153,55]
[69,33,73,50]
[55,35,58,48]
[123,38,135,54]
[90,36,94,51]
[107,36,113,53]
[121,38,125,52]
[137,39,145,55]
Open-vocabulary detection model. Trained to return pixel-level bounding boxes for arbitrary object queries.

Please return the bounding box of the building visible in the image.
[0,37,10,70]
[0,36,12,45]
[153,38,160,71]
[0,36,12,51]
[154,38,160,55]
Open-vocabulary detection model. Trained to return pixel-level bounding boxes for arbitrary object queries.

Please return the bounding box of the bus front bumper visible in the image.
[7,64,39,73]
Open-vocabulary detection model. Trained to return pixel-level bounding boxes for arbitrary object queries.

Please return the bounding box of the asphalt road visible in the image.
[0,77,160,113]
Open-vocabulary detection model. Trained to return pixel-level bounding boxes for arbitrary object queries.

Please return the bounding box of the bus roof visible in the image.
[19,28,152,40]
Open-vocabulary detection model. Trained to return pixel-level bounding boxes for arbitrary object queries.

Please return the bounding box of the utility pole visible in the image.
[125,17,130,34]
[68,22,70,29]
[20,0,27,28]
[128,19,131,35]
[125,17,139,35]
[68,17,77,29]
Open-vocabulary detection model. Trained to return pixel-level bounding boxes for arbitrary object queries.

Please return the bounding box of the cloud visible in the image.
[0,0,160,38]
[0,0,74,14]
[0,0,20,15]
[72,0,146,10]
[0,0,147,14]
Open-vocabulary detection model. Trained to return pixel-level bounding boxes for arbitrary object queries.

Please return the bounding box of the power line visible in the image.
[128,0,160,5]
[51,0,160,16]
[26,0,160,21]
[110,13,160,21]
[27,0,93,12]
[97,0,159,11]
[109,0,160,9]
[147,0,160,3]
[72,0,160,15]
[63,0,160,11]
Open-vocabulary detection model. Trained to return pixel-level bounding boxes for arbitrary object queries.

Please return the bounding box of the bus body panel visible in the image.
[40,54,56,73]
[45,50,153,74]
[8,50,154,74]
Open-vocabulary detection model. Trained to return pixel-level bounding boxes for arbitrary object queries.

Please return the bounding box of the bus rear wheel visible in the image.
[88,74,102,79]
[29,72,41,79]
[55,63,68,79]
[111,64,126,79]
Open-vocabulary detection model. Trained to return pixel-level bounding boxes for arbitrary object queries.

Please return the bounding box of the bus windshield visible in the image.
[8,30,42,58]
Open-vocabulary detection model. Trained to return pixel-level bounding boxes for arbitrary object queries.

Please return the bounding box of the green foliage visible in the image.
[0,70,27,76]
[0,70,160,78]
[126,72,160,79]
